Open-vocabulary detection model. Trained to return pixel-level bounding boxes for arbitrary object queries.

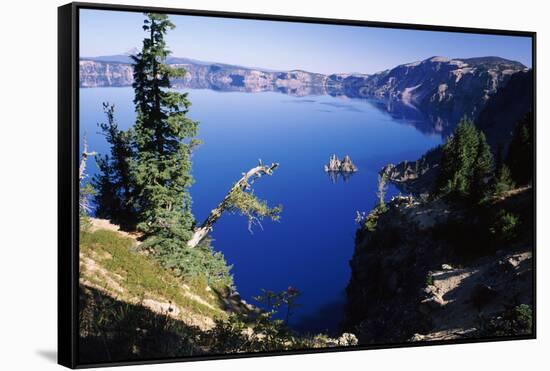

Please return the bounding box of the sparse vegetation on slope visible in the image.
[80,222,227,326]
[79,219,358,363]
[346,187,533,344]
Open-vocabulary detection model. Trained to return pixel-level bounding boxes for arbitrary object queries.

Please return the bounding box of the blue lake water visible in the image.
[80,87,442,333]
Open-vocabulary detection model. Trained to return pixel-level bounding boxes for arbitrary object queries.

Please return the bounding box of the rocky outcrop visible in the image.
[345,198,457,343]
[324,154,358,173]
[380,146,442,195]
[344,188,533,344]
[326,56,527,135]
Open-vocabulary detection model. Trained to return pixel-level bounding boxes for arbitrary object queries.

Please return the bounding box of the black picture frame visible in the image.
[58,2,537,368]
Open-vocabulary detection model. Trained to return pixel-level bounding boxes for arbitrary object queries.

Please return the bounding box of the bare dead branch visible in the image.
[186,161,279,248]
[79,131,97,181]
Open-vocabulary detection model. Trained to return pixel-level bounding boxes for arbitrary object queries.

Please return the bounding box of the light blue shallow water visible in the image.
[80,87,442,333]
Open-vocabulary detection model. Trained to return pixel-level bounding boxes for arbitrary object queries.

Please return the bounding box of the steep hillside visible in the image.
[344,188,534,344]
[79,219,358,363]
[379,69,533,195]
[79,219,231,331]
[330,56,527,134]
[79,218,248,362]
[476,70,534,151]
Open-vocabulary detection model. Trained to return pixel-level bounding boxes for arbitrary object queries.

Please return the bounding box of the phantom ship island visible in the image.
[324,154,358,183]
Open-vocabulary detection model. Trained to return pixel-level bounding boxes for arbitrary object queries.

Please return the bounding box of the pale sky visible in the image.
[80,9,532,75]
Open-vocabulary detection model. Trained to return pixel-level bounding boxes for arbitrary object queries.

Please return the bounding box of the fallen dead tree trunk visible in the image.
[187,161,280,248]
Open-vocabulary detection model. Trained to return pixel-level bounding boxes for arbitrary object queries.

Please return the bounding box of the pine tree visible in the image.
[89,13,236,288]
[435,116,494,202]
[130,13,199,248]
[493,164,515,196]
[93,103,135,228]
[436,116,480,198]
[492,145,515,196]
[93,154,118,217]
[507,112,533,186]
[470,131,493,202]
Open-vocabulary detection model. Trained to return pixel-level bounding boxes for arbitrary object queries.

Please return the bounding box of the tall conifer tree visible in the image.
[436,116,479,198]
[470,131,493,201]
[435,116,494,202]
[492,144,515,196]
[131,13,199,248]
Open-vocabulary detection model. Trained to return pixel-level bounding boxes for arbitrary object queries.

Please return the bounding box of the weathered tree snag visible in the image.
[187,161,279,248]
[79,132,96,213]
[79,132,97,182]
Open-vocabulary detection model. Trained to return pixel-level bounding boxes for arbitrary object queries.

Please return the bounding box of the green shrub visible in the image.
[480,304,533,336]
[363,205,386,232]
[205,287,302,353]
[493,164,515,197]
[490,210,520,242]
[426,274,434,286]
[139,235,234,290]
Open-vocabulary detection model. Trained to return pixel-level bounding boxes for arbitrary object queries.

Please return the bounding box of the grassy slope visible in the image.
[79,220,227,330]
[78,219,357,363]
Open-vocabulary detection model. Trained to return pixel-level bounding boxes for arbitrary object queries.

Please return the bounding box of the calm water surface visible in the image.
[80,87,442,333]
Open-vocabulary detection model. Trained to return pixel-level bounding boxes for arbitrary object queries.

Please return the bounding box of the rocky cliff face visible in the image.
[344,188,533,344]
[379,69,533,195]
[329,56,527,134]
[476,69,533,151]
[80,55,328,96]
[80,60,134,88]
[80,55,527,130]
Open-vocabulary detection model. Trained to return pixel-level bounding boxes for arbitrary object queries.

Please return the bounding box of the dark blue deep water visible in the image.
[80,87,442,333]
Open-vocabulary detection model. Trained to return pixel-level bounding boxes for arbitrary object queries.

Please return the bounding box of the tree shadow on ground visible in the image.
[78,284,204,365]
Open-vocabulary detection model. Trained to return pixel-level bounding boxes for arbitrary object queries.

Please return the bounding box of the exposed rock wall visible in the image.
[344,188,533,344]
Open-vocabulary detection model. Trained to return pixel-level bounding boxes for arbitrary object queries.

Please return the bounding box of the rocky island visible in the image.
[324,154,358,173]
